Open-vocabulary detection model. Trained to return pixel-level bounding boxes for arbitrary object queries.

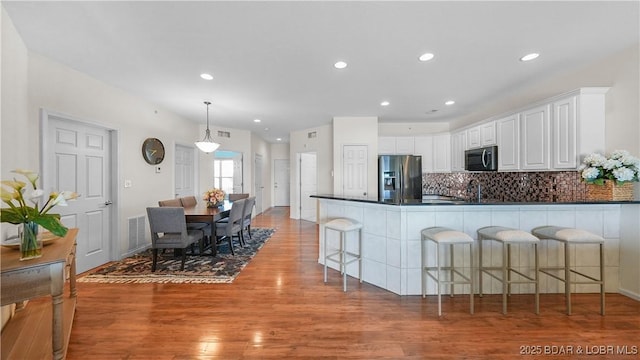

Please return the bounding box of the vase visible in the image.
[20,221,43,261]
[206,201,218,208]
[586,181,634,201]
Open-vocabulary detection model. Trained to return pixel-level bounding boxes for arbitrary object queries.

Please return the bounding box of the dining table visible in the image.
[182,200,232,256]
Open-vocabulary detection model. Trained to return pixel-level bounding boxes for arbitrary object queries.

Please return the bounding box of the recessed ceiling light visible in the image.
[418,53,435,62]
[445,100,455,106]
[276,138,282,141]
[200,73,213,80]
[254,119,261,123]
[264,127,269,131]
[520,53,540,62]
[334,61,348,69]
[380,101,390,106]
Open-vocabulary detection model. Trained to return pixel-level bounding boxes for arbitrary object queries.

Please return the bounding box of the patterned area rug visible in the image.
[78,228,275,284]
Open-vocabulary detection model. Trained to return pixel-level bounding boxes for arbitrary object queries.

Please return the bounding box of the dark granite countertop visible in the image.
[310,194,640,205]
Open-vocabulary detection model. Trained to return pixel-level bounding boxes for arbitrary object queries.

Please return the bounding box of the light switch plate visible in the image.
[155,166,161,173]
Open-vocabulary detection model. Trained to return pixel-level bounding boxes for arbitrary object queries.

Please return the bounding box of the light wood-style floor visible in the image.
[68,207,640,359]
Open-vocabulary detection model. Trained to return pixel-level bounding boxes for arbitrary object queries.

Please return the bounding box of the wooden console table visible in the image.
[1,228,78,360]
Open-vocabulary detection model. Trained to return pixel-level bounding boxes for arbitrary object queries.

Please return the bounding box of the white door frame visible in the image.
[40,108,120,262]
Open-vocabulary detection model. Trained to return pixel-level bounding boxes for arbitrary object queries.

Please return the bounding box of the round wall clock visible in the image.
[142,137,165,165]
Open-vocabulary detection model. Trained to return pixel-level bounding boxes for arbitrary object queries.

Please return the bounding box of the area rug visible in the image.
[78,228,275,284]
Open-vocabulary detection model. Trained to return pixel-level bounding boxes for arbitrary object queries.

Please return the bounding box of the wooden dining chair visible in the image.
[146,207,203,271]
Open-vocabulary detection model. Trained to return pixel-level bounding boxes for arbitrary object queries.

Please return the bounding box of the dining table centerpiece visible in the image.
[1,169,78,260]
[579,150,639,201]
[203,188,225,208]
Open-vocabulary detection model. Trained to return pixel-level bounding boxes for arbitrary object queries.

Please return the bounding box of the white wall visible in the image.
[378,122,449,136]
[332,116,378,197]
[289,124,332,219]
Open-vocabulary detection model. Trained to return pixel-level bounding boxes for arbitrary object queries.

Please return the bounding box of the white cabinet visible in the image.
[395,137,415,154]
[414,136,434,172]
[497,114,520,171]
[480,121,497,147]
[378,137,415,155]
[467,127,481,149]
[552,96,577,169]
[520,104,550,170]
[378,137,396,155]
[467,122,496,149]
[432,134,451,172]
[450,130,467,172]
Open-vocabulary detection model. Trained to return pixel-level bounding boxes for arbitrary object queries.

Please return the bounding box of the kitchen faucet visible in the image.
[467,179,482,203]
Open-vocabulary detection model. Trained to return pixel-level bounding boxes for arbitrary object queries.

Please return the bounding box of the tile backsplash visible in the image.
[423,171,591,202]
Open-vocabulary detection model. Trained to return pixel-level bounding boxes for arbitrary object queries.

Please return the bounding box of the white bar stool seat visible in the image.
[323,218,363,292]
[532,226,605,315]
[421,227,474,316]
[477,226,540,314]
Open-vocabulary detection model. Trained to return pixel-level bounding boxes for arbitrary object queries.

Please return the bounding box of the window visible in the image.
[213,159,235,195]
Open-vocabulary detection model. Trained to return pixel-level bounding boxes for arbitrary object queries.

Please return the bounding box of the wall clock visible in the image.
[142,137,165,165]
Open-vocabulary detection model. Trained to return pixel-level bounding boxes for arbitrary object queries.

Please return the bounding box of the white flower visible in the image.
[613,167,635,182]
[583,153,607,167]
[27,189,44,205]
[581,167,600,180]
[610,150,629,160]
[602,159,622,170]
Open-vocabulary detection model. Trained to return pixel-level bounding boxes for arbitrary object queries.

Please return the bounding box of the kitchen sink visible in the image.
[422,194,467,204]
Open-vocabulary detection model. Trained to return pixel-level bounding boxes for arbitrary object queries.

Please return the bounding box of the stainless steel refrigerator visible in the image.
[378,155,423,202]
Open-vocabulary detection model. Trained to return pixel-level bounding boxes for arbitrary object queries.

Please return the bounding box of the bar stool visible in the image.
[323,218,363,292]
[477,226,540,314]
[532,226,605,315]
[421,227,474,316]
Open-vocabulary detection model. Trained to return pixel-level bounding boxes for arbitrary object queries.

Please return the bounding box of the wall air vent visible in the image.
[308,131,317,139]
[217,131,231,138]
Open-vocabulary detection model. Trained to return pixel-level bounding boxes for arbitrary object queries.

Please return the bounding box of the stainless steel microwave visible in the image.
[465,145,498,171]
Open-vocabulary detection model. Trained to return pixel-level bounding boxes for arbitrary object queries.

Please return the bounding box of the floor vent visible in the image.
[127,214,146,252]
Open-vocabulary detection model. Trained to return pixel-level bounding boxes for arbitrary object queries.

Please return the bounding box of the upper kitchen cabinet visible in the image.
[497,114,520,171]
[450,130,467,172]
[552,96,577,169]
[378,137,396,154]
[414,136,434,172]
[467,121,496,149]
[378,136,415,155]
[433,133,451,172]
[520,104,551,170]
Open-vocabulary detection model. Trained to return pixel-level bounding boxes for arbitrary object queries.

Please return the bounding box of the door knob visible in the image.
[104,200,113,206]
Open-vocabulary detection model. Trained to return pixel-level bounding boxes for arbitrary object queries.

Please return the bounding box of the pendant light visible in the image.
[195,101,220,153]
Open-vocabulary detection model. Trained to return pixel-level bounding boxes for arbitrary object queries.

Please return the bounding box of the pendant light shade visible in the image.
[195,101,220,153]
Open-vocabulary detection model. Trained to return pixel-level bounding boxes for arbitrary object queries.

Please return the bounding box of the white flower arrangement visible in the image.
[579,150,640,185]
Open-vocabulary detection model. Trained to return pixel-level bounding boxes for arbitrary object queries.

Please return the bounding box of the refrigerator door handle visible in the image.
[399,163,404,201]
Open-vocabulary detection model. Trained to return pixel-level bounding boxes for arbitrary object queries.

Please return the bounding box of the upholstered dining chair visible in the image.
[158,198,181,207]
[146,207,203,271]
[228,193,249,201]
[241,196,256,240]
[179,196,198,207]
[161,197,210,254]
[215,198,246,256]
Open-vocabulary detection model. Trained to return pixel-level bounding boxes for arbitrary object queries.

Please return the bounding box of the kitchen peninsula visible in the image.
[312,195,640,300]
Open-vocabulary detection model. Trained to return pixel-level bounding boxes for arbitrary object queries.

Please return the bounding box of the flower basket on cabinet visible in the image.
[586,181,634,201]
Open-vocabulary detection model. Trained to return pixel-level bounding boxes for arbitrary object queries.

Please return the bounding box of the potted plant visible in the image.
[1,169,78,260]
[579,150,639,201]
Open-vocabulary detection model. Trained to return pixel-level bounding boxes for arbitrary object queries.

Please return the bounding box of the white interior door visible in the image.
[46,116,112,273]
[300,152,317,222]
[274,159,290,206]
[343,145,368,197]
[175,144,195,198]
[254,153,263,215]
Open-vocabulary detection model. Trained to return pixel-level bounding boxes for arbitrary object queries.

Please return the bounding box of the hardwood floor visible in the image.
[68,207,640,359]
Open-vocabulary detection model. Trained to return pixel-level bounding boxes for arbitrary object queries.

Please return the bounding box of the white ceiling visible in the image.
[3,1,639,143]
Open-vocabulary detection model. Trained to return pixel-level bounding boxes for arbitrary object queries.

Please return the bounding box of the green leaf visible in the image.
[0,208,26,223]
[34,215,68,237]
